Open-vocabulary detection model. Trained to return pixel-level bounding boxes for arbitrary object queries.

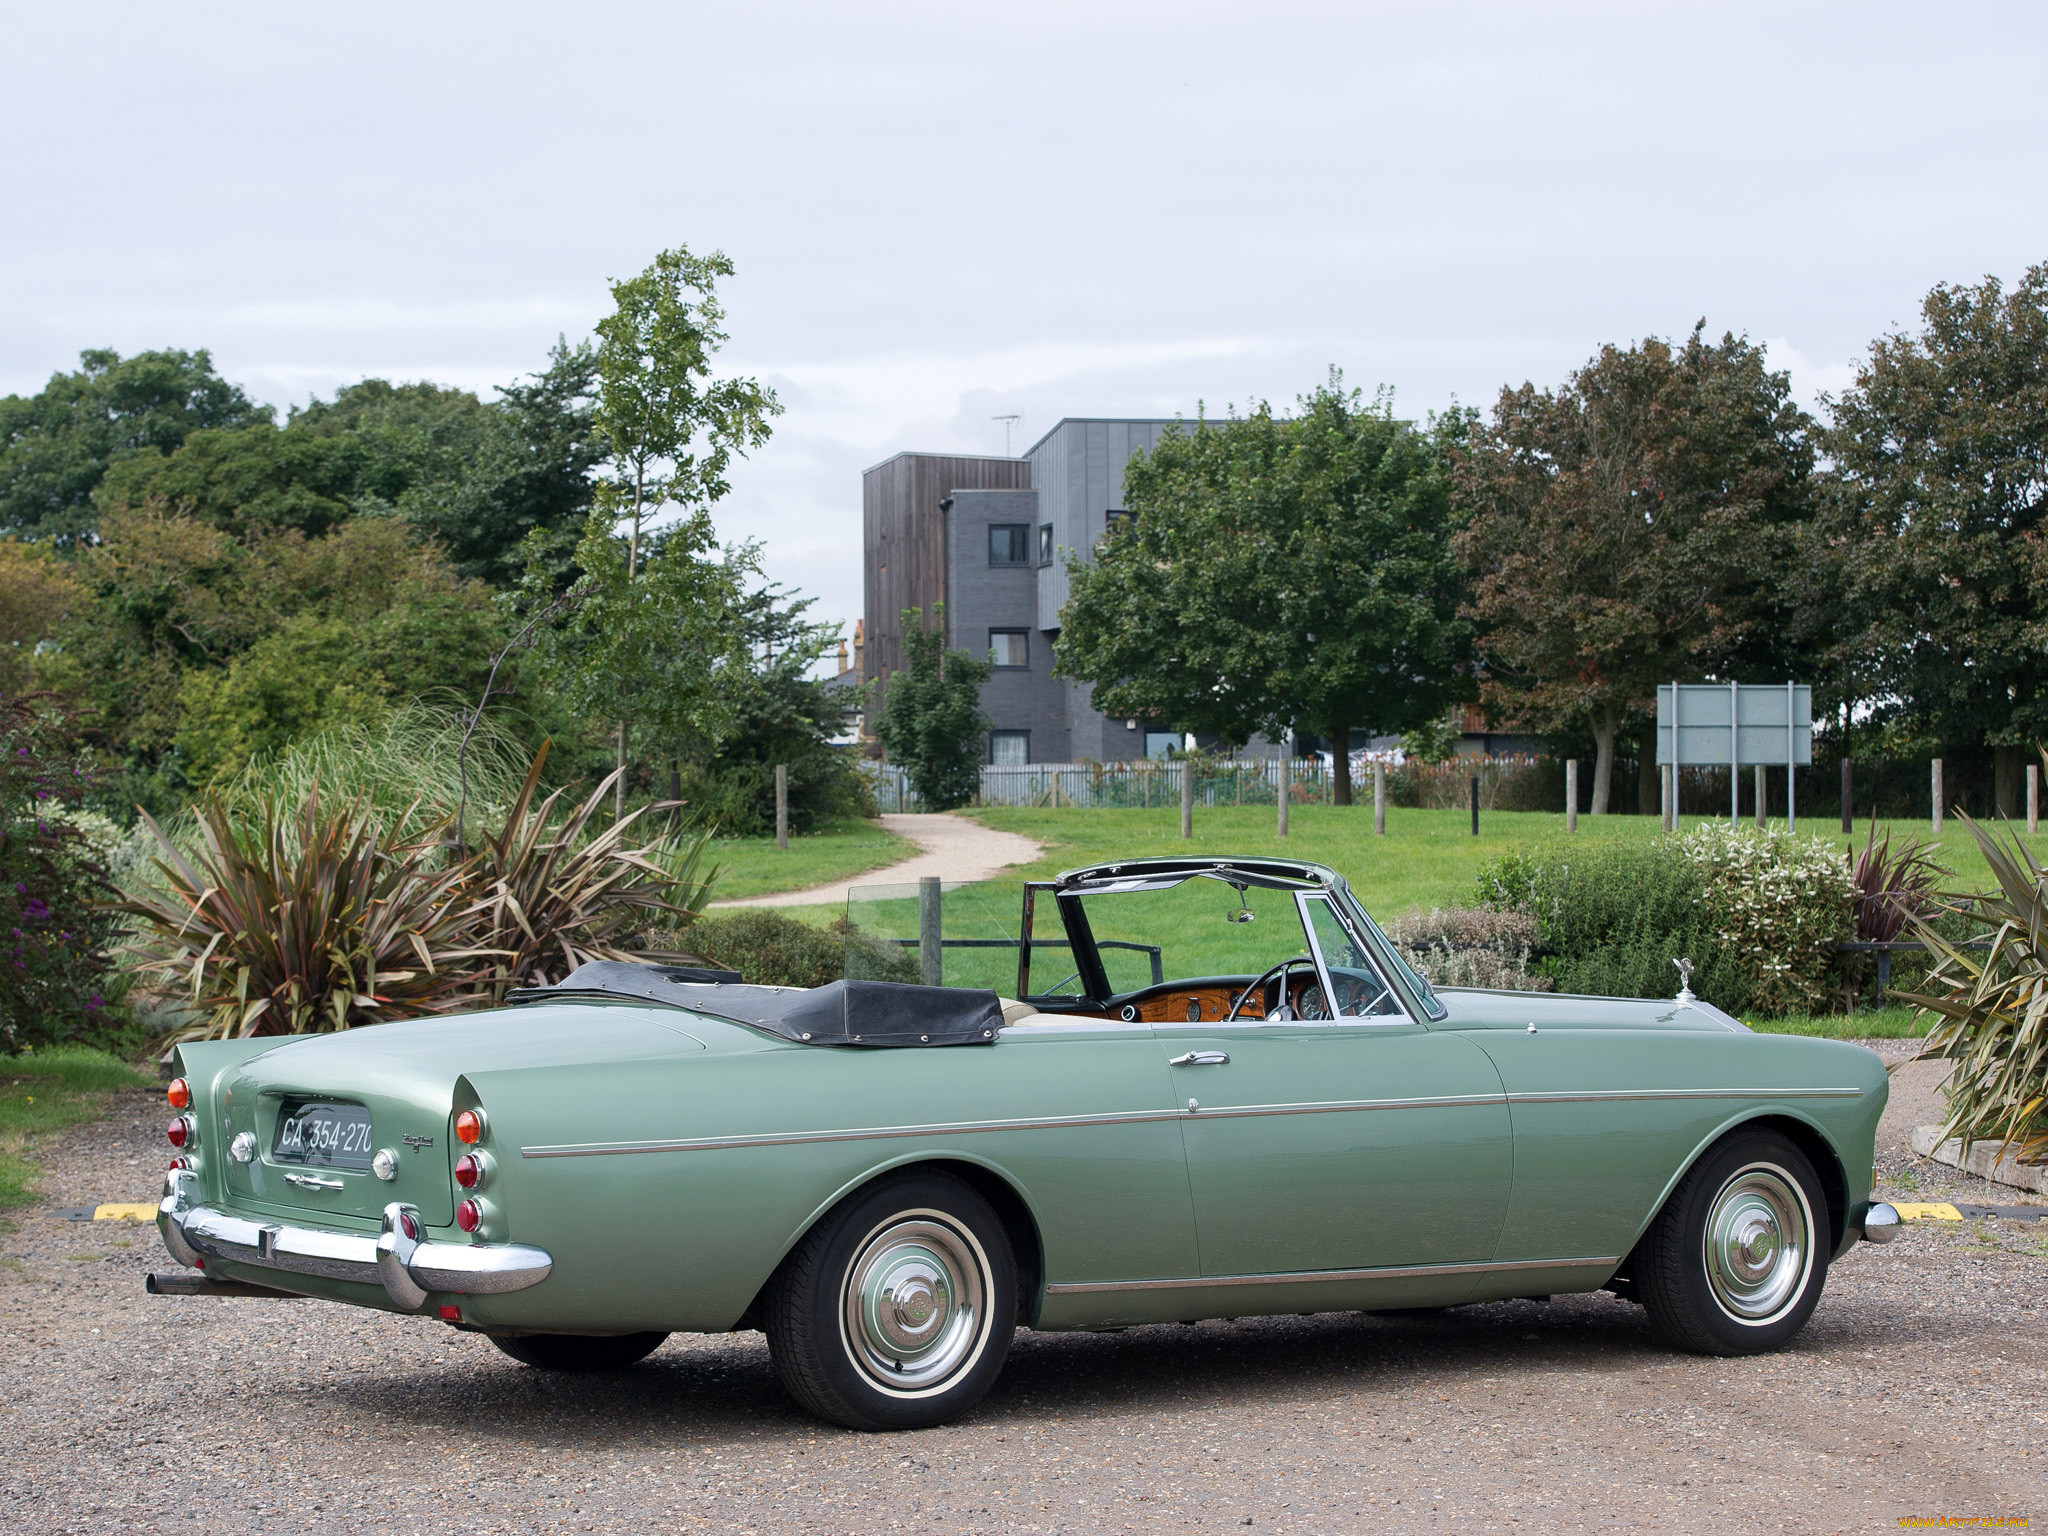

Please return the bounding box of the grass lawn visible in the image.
[1745,1005,1932,1039]
[702,816,913,902]
[1,1047,152,1220]
[962,805,2041,919]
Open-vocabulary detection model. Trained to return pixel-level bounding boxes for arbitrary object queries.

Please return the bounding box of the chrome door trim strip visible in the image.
[1045,1254,1622,1295]
[518,1093,1511,1159]
[1505,1087,1864,1105]
[520,1087,1860,1160]
[520,1106,1190,1158]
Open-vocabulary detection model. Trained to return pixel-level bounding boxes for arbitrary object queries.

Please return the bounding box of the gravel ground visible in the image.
[1,1045,2041,1536]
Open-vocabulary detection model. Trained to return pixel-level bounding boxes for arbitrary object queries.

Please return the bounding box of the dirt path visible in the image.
[3,1044,2042,1534]
[710,813,1043,910]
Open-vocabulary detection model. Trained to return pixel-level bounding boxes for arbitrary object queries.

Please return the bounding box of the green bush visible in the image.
[1478,839,1751,1012]
[1677,825,1856,1017]
[679,910,920,989]
[682,910,847,988]
[1,695,128,1052]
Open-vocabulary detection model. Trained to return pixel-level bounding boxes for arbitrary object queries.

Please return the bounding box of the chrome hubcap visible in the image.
[841,1213,990,1396]
[1703,1164,1810,1324]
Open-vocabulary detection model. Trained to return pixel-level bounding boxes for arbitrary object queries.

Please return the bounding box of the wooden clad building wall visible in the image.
[862,452,1031,689]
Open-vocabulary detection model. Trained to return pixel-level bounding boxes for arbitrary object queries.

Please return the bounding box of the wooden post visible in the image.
[1180,754,1193,840]
[774,763,788,850]
[1840,757,1852,835]
[1142,763,1150,809]
[1662,763,1674,832]
[1373,761,1386,837]
[1932,758,1943,834]
[1565,759,1578,834]
[1277,740,1290,838]
[918,876,943,987]
[1470,774,1480,836]
[2030,763,2040,836]
[1754,763,1766,829]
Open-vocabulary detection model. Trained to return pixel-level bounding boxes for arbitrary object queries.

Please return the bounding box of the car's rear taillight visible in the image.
[454,1153,488,1190]
[397,1210,421,1241]
[166,1078,191,1110]
[166,1116,195,1149]
[454,1109,485,1145]
[455,1199,483,1233]
[167,1156,190,1172]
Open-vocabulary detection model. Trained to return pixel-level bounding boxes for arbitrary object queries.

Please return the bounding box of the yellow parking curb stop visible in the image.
[1889,1202,1964,1222]
[93,1203,158,1222]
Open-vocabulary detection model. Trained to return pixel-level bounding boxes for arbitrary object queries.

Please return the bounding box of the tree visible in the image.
[675,584,873,835]
[591,246,782,811]
[876,606,991,812]
[1820,264,2048,814]
[0,348,266,542]
[359,342,604,584]
[0,539,82,695]
[519,510,756,809]
[1453,326,1816,812]
[1056,377,1471,804]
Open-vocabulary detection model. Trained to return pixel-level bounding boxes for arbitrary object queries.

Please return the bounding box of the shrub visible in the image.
[1385,906,1552,992]
[0,694,124,1051]
[681,910,845,989]
[116,744,714,1038]
[1896,813,2048,1162]
[1478,839,1750,1011]
[1677,825,1856,1017]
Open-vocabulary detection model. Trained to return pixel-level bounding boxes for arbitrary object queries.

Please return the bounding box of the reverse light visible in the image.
[166,1078,191,1110]
[455,1198,483,1234]
[454,1109,485,1145]
[166,1115,195,1149]
[453,1153,486,1190]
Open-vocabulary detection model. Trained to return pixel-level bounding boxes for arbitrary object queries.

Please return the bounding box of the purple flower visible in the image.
[23,898,48,920]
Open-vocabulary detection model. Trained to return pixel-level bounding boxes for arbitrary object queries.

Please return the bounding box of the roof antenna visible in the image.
[993,413,1021,455]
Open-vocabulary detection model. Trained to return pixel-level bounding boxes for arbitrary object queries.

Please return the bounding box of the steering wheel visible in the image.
[1225,958,1317,1023]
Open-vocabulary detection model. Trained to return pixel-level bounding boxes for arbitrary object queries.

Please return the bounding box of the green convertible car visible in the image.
[154,855,1901,1430]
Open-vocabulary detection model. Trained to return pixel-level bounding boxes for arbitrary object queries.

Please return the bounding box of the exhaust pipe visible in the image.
[146,1272,307,1299]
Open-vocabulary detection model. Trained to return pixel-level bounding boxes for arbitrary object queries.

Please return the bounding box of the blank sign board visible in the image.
[1655,683,1812,768]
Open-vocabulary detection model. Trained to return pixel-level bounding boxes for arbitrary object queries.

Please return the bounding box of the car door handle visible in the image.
[1168,1051,1230,1067]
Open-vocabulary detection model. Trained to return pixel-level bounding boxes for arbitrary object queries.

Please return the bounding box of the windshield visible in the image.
[1071,876,1314,996]
[1338,890,1446,1020]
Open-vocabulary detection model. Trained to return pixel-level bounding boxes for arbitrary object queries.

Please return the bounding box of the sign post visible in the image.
[1656,683,1812,832]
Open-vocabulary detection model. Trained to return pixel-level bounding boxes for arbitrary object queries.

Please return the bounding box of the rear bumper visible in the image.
[158,1170,552,1311]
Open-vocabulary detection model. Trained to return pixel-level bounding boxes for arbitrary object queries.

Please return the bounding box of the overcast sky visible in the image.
[5,1,2045,640]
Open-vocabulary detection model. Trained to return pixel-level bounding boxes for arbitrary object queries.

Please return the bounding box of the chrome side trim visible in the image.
[1505,1087,1864,1105]
[519,1093,1511,1159]
[520,1085,1864,1160]
[1045,1254,1621,1295]
[157,1170,551,1309]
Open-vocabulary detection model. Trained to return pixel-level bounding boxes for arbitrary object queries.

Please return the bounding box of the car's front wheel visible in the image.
[1633,1128,1830,1355]
[490,1331,669,1371]
[765,1172,1016,1430]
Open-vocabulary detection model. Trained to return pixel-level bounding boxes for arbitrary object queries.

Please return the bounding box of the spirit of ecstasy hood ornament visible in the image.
[1673,957,1696,1003]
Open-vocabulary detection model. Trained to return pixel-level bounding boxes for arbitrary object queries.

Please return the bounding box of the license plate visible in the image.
[273,1100,375,1171]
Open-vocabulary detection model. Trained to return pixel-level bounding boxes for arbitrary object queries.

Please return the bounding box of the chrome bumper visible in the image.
[157,1169,552,1311]
[1861,1200,1903,1244]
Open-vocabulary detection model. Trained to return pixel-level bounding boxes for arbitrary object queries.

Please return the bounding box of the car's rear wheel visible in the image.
[1633,1128,1829,1356]
[765,1172,1016,1430]
[490,1331,669,1371]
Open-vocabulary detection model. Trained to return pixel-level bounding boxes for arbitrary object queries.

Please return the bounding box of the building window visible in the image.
[1103,509,1132,538]
[989,629,1029,669]
[988,524,1031,566]
[1038,524,1054,565]
[1144,732,1180,761]
[990,730,1030,766]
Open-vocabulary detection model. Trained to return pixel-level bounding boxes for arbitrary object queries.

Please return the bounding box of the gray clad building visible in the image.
[862,418,1187,765]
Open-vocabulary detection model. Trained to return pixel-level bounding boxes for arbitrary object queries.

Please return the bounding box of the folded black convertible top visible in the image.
[505,962,1001,1048]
